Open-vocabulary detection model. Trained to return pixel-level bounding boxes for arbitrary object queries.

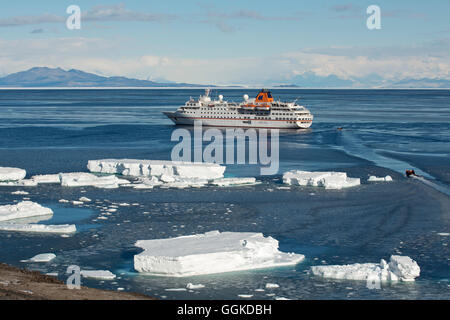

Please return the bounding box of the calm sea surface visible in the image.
[0,89,449,299]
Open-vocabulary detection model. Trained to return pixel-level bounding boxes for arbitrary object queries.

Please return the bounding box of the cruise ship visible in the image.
[163,89,313,129]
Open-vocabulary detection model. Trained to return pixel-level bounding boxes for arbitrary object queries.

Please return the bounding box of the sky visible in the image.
[0,0,449,86]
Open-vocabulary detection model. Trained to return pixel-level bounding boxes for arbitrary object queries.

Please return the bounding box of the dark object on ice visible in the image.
[406,169,416,177]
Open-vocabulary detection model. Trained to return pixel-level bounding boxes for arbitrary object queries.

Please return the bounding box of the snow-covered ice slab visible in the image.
[87,159,225,179]
[283,170,360,189]
[22,253,56,263]
[59,172,129,188]
[0,167,26,181]
[368,175,393,182]
[0,223,76,234]
[30,174,61,184]
[210,177,258,187]
[0,201,53,222]
[310,255,420,282]
[134,231,304,277]
[80,270,116,280]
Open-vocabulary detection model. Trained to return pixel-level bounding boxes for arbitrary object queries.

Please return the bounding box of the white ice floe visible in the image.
[30,174,61,184]
[134,230,304,277]
[80,270,116,280]
[72,201,83,205]
[58,199,69,203]
[59,172,129,189]
[87,159,225,180]
[265,283,280,289]
[21,253,56,263]
[0,223,76,234]
[79,197,91,202]
[0,201,53,222]
[210,177,258,187]
[0,167,26,181]
[11,191,29,195]
[0,179,38,187]
[310,255,420,282]
[368,175,393,182]
[282,170,360,189]
[186,283,205,290]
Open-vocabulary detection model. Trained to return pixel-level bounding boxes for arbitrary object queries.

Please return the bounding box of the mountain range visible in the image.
[0,67,206,87]
[0,67,448,88]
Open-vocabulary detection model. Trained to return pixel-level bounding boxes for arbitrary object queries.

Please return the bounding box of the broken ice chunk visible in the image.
[134,231,304,277]
[282,170,360,189]
[0,167,26,181]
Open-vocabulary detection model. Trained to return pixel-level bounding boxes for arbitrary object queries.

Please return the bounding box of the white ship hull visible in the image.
[164,112,312,129]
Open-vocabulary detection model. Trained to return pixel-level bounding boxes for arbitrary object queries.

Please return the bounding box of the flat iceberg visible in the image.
[87,159,225,180]
[59,172,129,188]
[22,253,56,263]
[282,170,360,189]
[0,201,53,222]
[368,175,393,182]
[80,270,116,280]
[310,255,420,282]
[0,167,26,181]
[134,231,304,277]
[0,223,76,234]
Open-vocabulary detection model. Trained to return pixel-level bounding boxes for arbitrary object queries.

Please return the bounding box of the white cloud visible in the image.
[0,36,448,85]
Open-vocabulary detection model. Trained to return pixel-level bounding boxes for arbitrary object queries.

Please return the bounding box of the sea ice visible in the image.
[0,223,76,234]
[30,174,61,184]
[265,283,280,289]
[186,283,205,290]
[87,159,225,179]
[368,175,393,182]
[0,167,26,181]
[21,253,56,263]
[134,230,304,276]
[59,172,129,188]
[310,255,420,282]
[0,201,53,222]
[11,191,29,195]
[282,170,360,189]
[210,177,258,187]
[80,270,116,280]
[0,179,38,187]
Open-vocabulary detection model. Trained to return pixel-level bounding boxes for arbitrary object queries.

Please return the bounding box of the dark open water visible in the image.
[0,89,449,299]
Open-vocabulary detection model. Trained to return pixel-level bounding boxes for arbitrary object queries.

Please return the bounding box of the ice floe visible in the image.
[282,170,360,189]
[310,255,420,282]
[0,201,53,222]
[80,270,116,280]
[186,283,205,290]
[210,177,258,187]
[134,230,304,277]
[265,283,280,289]
[87,159,226,180]
[368,175,393,182]
[59,172,129,189]
[11,191,29,195]
[30,174,61,184]
[0,223,76,234]
[0,167,26,181]
[21,253,56,263]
